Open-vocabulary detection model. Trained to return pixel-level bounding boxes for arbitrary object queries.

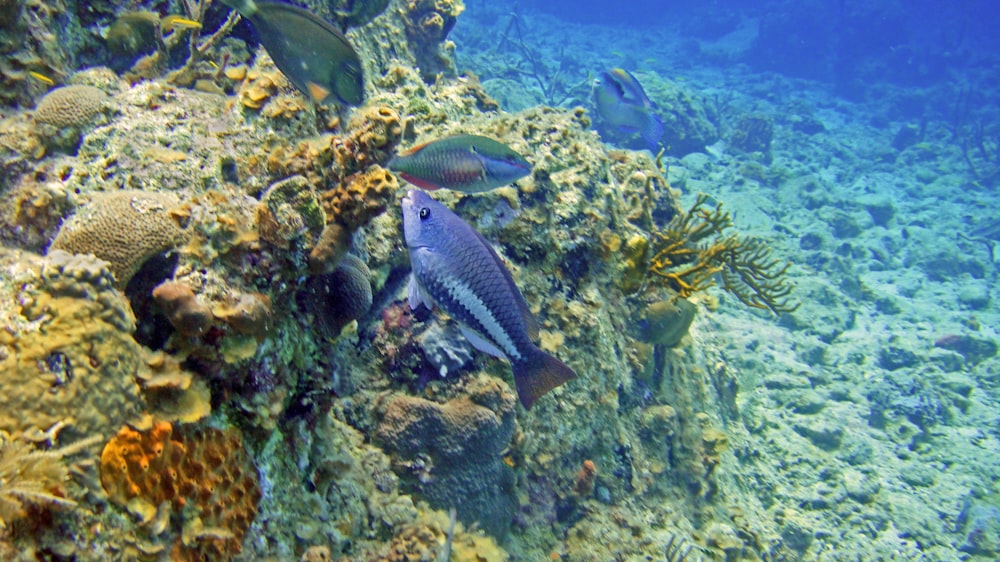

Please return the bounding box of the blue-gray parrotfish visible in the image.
[220,0,364,105]
[401,189,576,409]
[593,68,664,150]
[389,134,531,193]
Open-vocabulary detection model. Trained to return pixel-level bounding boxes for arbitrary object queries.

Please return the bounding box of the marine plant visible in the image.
[646,193,798,314]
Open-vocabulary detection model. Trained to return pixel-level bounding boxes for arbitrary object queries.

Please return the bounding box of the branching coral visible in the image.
[647,193,798,314]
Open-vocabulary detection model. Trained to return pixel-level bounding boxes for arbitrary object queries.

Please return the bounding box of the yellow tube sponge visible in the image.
[0,249,144,442]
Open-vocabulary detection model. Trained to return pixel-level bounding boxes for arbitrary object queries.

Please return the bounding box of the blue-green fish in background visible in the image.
[402,190,576,409]
[593,68,664,149]
[220,0,364,105]
[388,134,531,193]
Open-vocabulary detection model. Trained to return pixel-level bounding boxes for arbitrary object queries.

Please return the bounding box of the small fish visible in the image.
[402,190,576,409]
[220,0,364,106]
[161,15,203,32]
[389,134,531,193]
[593,68,664,149]
[29,71,54,86]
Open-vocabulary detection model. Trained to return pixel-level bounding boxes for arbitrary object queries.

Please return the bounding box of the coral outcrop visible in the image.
[33,85,106,129]
[376,376,517,537]
[99,420,261,561]
[296,253,374,338]
[152,281,212,337]
[0,249,143,442]
[401,0,465,81]
[311,165,399,273]
[49,190,187,288]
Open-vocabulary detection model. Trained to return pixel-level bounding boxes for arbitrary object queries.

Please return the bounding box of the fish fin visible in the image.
[219,0,258,17]
[397,140,434,156]
[641,113,664,150]
[513,348,577,410]
[458,324,507,359]
[306,81,330,103]
[398,172,443,191]
[407,274,433,312]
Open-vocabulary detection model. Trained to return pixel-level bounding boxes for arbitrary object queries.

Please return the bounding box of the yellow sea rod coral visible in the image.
[49,190,187,288]
[0,250,144,441]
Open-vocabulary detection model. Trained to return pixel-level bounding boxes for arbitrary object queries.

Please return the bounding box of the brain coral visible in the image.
[0,249,143,441]
[100,420,261,561]
[376,376,517,537]
[49,190,186,288]
[33,85,106,129]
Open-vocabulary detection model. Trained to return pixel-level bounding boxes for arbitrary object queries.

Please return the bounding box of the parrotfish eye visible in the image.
[419,207,430,220]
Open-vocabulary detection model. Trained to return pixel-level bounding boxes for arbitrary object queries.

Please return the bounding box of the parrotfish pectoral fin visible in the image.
[514,348,577,410]
[407,274,433,312]
[398,172,443,191]
[458,324,507,360]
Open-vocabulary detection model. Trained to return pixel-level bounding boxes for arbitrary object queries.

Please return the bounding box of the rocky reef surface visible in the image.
[0,1,998,561]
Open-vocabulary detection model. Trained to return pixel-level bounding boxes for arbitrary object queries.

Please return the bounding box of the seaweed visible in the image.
[647,193,799,314]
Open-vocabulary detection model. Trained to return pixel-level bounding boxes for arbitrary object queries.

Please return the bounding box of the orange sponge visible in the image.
[100,420,261,560]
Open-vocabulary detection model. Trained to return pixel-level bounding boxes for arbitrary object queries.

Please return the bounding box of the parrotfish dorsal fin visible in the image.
[398,140,433,157]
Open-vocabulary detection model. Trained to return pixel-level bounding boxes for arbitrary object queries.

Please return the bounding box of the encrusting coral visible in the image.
[99,419,261,561]
[0,249,144,442]
[49,190,187,289]
[376,375,517,537]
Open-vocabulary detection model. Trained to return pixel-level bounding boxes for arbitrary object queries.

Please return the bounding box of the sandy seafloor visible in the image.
[0,0,999,561]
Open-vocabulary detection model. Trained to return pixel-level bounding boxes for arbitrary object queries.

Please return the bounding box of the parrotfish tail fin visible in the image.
[641,112,664,151]
[513,348,577,410]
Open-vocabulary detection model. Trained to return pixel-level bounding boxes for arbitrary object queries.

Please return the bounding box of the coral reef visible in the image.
[0,249,143,442]
[401,0,465,81]
[728,113,774,156]
[49,190,187,289]
[376,375,517,537]
[99,419,261,561]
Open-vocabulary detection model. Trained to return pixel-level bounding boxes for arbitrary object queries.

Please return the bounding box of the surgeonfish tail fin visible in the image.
[641,112,664,150]
[514,348,577,410]
[219,0,258,17]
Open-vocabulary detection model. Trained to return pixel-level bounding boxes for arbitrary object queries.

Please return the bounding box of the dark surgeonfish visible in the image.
[401,190,576,409]
[220,0,364,105]
[388,134,531,193]
[593,68,664,149]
